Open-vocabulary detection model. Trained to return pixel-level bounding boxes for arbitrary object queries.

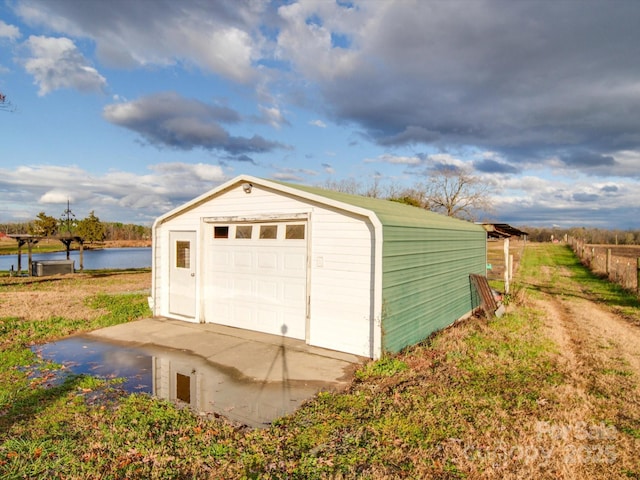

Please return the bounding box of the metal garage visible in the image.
[150,174,487,358]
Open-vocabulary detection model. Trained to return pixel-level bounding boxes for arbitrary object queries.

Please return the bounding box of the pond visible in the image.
[0,247,152,271]
[31,335,319,428]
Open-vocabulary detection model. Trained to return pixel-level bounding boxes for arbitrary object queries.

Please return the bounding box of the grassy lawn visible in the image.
[1,245,639,479]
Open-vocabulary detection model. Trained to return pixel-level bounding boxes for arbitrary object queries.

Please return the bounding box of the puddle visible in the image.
[31,337,153,392]
[31,335,320,427]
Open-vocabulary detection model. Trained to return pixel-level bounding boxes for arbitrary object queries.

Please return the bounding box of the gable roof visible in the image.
[155,174,484,234]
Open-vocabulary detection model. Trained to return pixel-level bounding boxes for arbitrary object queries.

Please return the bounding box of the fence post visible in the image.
[503,237,510,294]
[637,258,640,295]
[607,249,612,276]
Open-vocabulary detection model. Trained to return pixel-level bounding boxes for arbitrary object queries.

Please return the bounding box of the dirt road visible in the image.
[533,264,640,394]
[522,257,640,477]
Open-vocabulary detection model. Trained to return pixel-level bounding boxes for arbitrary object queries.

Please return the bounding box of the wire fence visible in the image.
[569,238,640,295]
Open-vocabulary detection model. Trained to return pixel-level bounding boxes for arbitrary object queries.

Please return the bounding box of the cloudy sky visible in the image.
[1,0,639,229]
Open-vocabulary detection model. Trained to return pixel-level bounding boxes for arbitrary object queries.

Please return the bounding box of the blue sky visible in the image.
[1,0,639,229]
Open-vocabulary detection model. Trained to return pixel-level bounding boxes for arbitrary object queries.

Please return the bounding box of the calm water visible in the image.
[0,247,151,271]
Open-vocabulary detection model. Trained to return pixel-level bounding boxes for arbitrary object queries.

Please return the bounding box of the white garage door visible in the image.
[207,222,307,339]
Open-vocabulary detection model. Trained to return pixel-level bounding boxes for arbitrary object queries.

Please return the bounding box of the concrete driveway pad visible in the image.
[87,317,365,427]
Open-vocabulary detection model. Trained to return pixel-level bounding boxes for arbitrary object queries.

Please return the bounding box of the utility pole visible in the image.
[60,199,76,260]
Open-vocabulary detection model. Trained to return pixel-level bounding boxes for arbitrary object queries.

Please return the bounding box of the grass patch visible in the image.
[522,244,640,322]
[355,356,408,380]
[0,273,152,474]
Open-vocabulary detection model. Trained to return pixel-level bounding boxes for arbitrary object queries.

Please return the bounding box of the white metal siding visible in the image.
[308,210,375,357]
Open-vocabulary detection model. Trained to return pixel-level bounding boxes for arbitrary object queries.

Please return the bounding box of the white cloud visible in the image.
[257,105,288,128]
[276,0,361,81]
[189,27,255,82]
[22,35,107,96]
[15,0,263,83]
[0,20,21,40]
[0,162,230,223]
[40,189,72,204]
[322,163,335,174]
[309,119,327,128]
[272,167,319,182]
[365,153,422,166]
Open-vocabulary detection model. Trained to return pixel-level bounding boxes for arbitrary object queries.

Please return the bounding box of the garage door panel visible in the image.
[207,222,307,340]
[284,252,305,268]
[282,311,305,338]
[212,251,230,268]
[257,280,278,301]
[257,308,278,330]
[235,305,252,323]
[233,251,253,268]
[257,252,278,270]
[233,277,252,296]
[284,283,305,301]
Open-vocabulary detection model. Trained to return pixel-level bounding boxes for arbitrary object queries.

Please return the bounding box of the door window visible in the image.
[214,226,229,239]
[176,241,190,268]
[235,225,253,239]
[259,225,278,239]
[285,224,305,239]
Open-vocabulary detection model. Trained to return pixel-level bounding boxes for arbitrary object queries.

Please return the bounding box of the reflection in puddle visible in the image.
[32,336,320,427]
[32,337,152,392]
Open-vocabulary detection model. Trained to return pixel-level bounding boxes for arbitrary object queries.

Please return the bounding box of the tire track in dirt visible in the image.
[524,262,640,477]
[532,265,640,393]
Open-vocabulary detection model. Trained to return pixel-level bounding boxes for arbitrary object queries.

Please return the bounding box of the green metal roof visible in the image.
[275,181,485,232]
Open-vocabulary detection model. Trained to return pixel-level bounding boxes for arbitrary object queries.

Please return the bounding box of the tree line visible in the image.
[1,211,151,243]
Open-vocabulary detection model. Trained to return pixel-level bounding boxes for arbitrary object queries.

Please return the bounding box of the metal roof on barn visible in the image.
[480,223,528,238]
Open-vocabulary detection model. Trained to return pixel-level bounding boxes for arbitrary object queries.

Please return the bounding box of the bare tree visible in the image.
[419,168,493,221]
[322,177,388,198]
[323,168,493,222]
[322,178,362,195]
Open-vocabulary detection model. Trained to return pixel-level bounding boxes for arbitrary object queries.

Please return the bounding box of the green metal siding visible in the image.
[382,225,486,353]
[273,181,487,353]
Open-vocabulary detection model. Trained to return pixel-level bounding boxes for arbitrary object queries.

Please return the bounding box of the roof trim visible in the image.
[153,174,386,228]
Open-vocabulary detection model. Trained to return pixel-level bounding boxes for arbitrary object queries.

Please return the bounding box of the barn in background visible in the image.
[150,175,487,358]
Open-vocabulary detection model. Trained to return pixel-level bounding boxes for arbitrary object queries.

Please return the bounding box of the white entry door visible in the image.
[207,222,307,339]
[169,231,197,318]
